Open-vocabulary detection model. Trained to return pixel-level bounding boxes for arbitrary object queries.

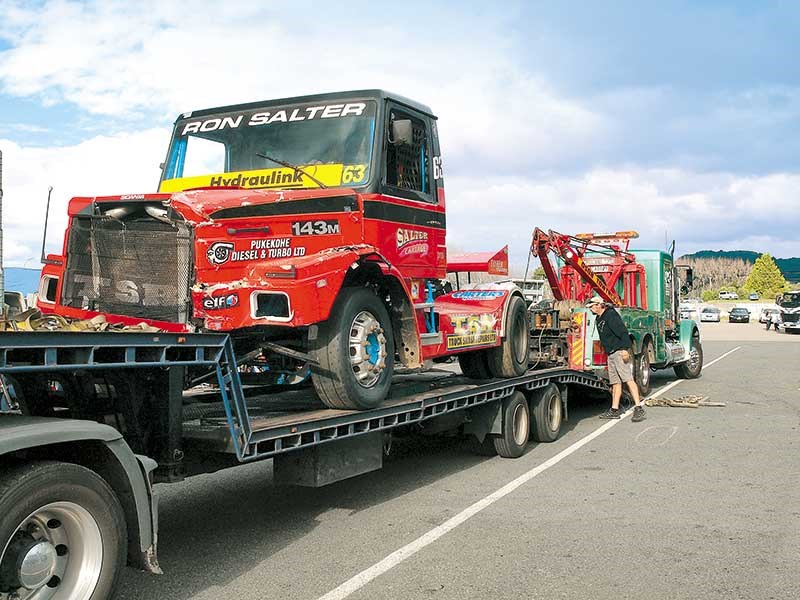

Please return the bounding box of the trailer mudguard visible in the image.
[0,415,160,573]
[678,319,699,357]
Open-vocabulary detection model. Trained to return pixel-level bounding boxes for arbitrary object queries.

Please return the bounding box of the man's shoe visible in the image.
[632,405,646,422]
[599,407,621,419]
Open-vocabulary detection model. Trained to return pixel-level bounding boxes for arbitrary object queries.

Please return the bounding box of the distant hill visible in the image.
[4,267,42,295]
[679,250,800,283]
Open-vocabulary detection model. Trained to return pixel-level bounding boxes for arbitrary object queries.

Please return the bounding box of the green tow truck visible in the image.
[528,229,704,395]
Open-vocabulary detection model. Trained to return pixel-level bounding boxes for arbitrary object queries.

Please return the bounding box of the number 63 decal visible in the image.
[342,164,367,184]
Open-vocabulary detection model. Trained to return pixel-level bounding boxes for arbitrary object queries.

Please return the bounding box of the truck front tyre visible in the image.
[0,461,126,600]
[488,295,530,378]
[530,384,563,443]
[457,350,492,379]
[634,341,652,396]
[492,391,530,458]
[310,287,395,410]
[674,336,703,379]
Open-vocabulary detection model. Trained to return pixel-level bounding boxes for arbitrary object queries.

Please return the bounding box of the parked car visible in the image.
[700,307,722,322]
[759,308,779,324]
[729,307,750,323]
[719,291,739,300]
[748,293,759,301]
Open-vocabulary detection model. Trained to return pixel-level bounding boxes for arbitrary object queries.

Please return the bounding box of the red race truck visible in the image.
[37,90,529,409]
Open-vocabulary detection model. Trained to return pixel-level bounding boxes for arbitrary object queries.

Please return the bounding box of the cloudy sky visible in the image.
[1,0,798,272]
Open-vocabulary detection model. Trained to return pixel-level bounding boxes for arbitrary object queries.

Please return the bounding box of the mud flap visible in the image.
[464,401,502,443]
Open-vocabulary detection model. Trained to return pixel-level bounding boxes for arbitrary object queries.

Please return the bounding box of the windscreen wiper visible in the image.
[256,152,327,189]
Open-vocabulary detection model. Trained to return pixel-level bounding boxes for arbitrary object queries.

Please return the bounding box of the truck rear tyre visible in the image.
[634,340,652,396]
[530,383,563,443]
[488,295,530,378]
[674,335,703,379]
[493,391,530,458]
[310,287,395,410]
[457,350,492,379]
[0,461,126,600]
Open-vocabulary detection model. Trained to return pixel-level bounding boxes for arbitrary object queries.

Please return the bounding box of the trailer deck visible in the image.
[0,330,610,465]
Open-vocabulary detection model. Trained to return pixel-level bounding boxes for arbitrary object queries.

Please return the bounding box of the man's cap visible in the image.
[586,295,605,307]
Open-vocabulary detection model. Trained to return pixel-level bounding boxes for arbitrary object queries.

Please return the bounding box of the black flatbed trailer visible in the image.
[0,331,609,599]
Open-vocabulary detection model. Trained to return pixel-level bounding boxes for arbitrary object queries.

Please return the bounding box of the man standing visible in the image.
[586,295,646,422]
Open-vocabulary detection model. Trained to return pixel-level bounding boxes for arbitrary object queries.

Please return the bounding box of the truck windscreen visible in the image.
[160,100,377,193]
[779,292,800,308]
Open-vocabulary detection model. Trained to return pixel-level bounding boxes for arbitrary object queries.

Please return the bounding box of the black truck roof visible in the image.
[176,89,436,122]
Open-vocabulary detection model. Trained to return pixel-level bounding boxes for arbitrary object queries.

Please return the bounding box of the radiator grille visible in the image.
[62,216,192,323]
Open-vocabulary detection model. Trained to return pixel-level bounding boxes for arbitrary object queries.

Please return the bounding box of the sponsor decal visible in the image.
[159,163,366,193]
[179,103,368,136]
[202,293,239,310]
[396,228,429,256]
[446,313,498,350]
[451,290,504,300]
[447,331,497,350]
[71,274,176,306]
[410,282,420,299]
[207,239,305,265]
[291,220,340,236]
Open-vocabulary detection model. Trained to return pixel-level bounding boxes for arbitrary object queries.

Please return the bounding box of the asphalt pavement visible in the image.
[117,324,800,600]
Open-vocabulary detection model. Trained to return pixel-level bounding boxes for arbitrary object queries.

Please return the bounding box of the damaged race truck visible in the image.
[36,90,530,410]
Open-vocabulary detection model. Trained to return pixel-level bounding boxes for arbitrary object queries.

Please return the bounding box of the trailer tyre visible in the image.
[674,334,703,379]
[634,340,652,396]
[493,391,530,458]
[530,384,563,443]
[311,287,395,410]
[0,461,126,600]
[457,350,492,379]
[488,295,530,378]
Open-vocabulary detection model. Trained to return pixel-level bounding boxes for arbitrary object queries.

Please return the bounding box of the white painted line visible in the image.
[317,345,742,600]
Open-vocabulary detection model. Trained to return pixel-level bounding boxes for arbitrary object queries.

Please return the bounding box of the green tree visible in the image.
[744,253,788,295]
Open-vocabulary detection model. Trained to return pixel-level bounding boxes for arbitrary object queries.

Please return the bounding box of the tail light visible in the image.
[592,340,607,365]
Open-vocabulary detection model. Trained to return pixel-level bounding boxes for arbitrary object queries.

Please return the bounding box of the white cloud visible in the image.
[1,128,167,265]
[445,167,800,270]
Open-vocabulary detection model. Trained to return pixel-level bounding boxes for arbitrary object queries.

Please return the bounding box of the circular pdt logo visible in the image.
[207,242,234,265]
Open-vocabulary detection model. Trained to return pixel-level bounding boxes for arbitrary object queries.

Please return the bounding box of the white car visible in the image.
[719,291,739,300]
[700,307,722,322]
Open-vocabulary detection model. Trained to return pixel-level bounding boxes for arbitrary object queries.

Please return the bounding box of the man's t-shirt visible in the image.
[596,307,631,354]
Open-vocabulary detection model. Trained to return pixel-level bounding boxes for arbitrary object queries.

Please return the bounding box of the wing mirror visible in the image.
[391,119,413,145]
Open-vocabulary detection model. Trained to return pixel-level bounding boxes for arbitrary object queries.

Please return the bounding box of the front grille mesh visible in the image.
[62,216,192,323]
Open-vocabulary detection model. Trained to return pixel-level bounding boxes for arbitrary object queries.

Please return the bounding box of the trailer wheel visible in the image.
[493,391,530,458]
[0,461,126,600]
[634,340,652,396]
[311,287,395,410]
[488,295,530,378]
[674,335,703,379]
[457,350,492,379]
[530,384,563,443]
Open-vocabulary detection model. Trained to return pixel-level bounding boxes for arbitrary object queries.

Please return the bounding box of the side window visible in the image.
[385,109,431,201]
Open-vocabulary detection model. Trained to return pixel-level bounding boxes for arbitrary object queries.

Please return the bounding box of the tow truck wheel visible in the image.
[530,384,563,443]
[634,340,652,396]
[457,350,492,379]
[311,287,395,410]
[0,461,126,600]
[488,295,530,378]
[674,334,703,379]
[493,391,530,458]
